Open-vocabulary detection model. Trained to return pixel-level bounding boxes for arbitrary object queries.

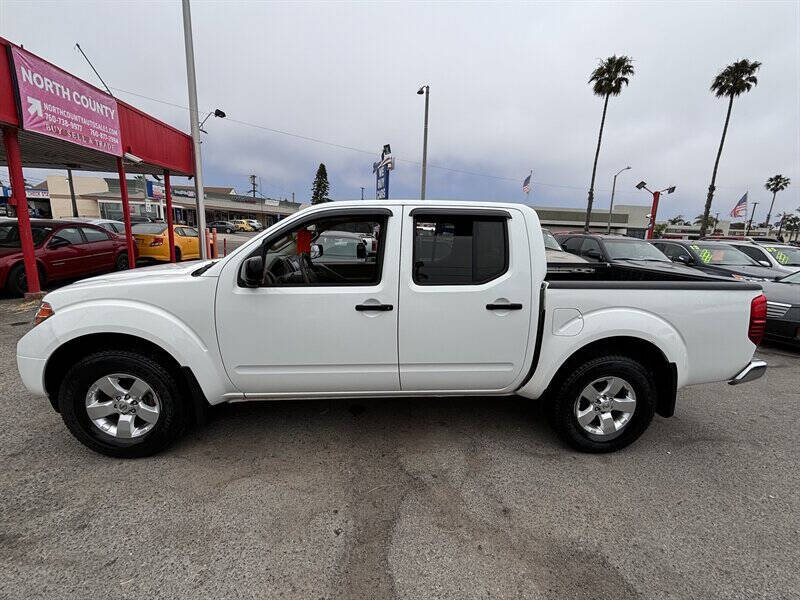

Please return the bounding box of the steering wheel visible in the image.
[313,262,348,283]
[298,253,318,284]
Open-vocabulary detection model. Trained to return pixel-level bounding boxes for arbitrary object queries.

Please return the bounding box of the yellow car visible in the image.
[132,223,202,262]
[232,219,254,232]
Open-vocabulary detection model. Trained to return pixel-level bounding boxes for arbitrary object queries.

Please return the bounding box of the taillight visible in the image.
[371,240,377,252]
[149,237,164,247]
[33,301,54,326]
[748,294,767,346]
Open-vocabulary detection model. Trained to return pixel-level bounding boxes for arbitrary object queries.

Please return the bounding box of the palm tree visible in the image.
[668,215,687,225]
[583,55,635,232]
[764,174,791,229]
[699,59,762,236]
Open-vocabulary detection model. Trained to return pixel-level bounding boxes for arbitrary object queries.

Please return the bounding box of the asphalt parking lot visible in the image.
[0,298,797,600]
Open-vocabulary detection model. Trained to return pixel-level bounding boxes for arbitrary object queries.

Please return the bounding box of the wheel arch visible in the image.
[541,336,678,418]
[43,332,208,425]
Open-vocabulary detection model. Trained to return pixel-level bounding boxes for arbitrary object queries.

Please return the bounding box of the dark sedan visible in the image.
[760,270,800,346]
[208,220,238,234]
[0,219,134,295]
[555,233,711,278]
[651,240,785,282]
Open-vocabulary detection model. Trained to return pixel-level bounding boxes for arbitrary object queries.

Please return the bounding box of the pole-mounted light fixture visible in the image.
[199,108,226,133]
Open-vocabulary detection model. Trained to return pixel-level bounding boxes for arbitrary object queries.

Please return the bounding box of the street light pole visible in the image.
[417,85,430,200]
[607,166,630,234]
[181,0,207,258]
[635,180,676,239]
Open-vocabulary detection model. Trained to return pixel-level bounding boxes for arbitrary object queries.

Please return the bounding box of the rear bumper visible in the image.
[728,360,767,385]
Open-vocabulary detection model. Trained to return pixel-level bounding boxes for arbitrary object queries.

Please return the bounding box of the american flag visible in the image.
[522,172,532,195]
[729,193,748,218]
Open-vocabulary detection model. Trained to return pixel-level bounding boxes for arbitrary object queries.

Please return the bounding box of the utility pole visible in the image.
[714,212,720,233]
[249,174,258,198]
[181,0,207,257]
[66,167,78,217]
[746,201,760,235]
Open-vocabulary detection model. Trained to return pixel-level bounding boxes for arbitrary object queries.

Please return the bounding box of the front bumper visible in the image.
[728,360,767,385]
[16,354,47,396]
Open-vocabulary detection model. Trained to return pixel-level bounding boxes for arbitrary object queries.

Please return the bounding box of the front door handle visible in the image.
[355,303,393,312]
[486,303,523,310]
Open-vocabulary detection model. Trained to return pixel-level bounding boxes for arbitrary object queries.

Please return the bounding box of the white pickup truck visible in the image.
[17,201,768,457]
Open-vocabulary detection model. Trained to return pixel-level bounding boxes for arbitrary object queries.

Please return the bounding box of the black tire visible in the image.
[115,252,129,271]
[58,350,186,458]
[548,354,656,453]
[175,247,182,262]
[5,262,45,296]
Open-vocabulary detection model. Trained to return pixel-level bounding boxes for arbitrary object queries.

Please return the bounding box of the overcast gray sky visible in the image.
[1,0,799,221]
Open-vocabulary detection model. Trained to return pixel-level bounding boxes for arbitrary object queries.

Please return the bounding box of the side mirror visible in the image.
[240,256,264,287]
[356,243,367,260]
[48,237,69,249]
[758,260,771,268]
[310,244,323,259]
[673,255,691,264]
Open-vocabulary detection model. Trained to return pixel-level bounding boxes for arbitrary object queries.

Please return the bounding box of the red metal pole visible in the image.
[2,127,41,296]
[204,227,212,258]
[164,170,176,263]
[116,157,136,269]
[646,190,661,239]
[212,228,218,258]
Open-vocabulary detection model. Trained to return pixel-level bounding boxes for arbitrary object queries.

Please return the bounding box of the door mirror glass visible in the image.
[758,260,771,268]
[673,254,690,264]
[48,237,70,249]
[240,256,264,287]
[310,244,323,259]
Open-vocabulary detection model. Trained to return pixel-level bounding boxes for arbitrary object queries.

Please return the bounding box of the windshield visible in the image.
[132,223,167,235]
[604,240,669,261]
[763,245,800,266]
[779,270,800,284]
[0,224,53,248]
[689,243,756,266]
[542,230,562,251]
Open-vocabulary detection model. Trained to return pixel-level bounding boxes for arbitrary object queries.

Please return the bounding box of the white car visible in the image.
[17,200,767,457]
[725,240,799,274]
[245,219,263,231]
[59,217,127,235]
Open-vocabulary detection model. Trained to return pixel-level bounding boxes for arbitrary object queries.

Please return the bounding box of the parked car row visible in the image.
[550,231,799,346]
[207,219,264,233]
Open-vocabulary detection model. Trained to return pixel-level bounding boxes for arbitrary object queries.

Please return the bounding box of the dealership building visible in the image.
[24,175,302,226]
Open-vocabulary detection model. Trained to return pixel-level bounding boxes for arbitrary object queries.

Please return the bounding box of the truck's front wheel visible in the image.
[58,351,185,458]
[550,355,655,453]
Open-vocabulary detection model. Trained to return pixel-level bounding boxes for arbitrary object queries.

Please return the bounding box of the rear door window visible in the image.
[413,214,508,285]
[54,227,84,245]
[80,227,110,242]
[735,245,768,263]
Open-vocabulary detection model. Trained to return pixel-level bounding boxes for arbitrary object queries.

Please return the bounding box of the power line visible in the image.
[109,85,641,194]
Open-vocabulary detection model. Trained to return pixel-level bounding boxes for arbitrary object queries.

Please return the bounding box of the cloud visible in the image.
[1,0,798,220]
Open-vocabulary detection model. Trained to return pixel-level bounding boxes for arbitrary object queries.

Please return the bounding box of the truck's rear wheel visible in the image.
[58,350,185,458]
[549,355,655,453]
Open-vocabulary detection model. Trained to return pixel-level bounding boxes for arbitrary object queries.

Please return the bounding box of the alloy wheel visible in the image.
[573,376,637,439]
[84,373,160,439]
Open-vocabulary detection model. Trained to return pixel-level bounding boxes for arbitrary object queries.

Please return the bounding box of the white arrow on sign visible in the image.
[26,96,43,118]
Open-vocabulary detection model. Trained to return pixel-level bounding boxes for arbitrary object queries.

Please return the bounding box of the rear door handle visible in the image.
[355,303,393,312]
[486,303,523,310]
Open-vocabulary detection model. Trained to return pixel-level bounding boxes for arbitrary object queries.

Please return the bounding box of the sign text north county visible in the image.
[10,46,123,156]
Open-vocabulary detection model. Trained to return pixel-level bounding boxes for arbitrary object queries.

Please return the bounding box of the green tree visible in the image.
[764,174,791,229]
[311,163,331,204]
[694,214,717,231]
[668,215,688,225]
[584,55,635,232]
[783,214,800,241]
[700,59,762,236]
[652,223,668,239]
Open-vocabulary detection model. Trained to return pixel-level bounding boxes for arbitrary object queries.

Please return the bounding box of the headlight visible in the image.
[32,301,54,326]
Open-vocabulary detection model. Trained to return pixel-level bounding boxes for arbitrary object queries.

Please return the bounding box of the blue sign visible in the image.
[372,151,395,200]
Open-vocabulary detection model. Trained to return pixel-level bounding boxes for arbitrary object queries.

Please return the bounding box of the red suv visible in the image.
[0,219,136,295]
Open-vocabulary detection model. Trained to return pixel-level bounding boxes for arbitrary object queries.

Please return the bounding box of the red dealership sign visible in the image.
[9,46,122,156]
